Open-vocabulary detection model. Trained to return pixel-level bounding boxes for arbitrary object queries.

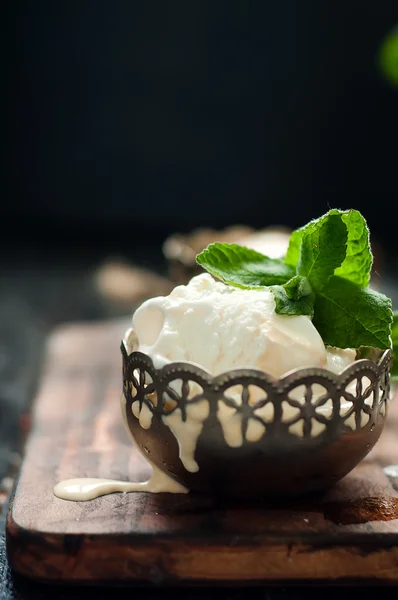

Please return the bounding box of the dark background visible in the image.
[3,0,398,254]
[1,2,398,597]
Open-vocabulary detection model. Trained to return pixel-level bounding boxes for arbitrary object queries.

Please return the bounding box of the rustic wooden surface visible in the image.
[5,322,398,585]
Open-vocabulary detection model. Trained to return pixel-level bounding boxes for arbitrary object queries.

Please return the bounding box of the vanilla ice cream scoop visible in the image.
[130,274,355,377]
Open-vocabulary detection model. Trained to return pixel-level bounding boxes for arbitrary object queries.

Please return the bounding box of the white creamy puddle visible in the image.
[54,463,188,501]
[54,393,188,501]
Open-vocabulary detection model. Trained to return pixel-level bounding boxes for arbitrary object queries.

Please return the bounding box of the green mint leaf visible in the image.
[392,311,398,378]
[283,275,313,299]
[271,276,315,317]
[313,275,392,349]
[333,210,373,287]
[297,213,347,291]
[285,211,345,269]
[285,228,303,267]
[285,209,373,288]
[196,243,295,288]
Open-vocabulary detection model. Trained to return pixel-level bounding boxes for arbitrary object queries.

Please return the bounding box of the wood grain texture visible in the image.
[5,321,398,585]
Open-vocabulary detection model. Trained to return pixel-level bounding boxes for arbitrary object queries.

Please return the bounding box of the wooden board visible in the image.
[6,322,398,585]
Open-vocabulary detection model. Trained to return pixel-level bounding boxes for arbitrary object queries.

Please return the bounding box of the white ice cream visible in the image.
[130,273,355,377]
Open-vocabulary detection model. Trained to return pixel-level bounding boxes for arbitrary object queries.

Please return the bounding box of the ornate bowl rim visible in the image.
[121,341,392,389]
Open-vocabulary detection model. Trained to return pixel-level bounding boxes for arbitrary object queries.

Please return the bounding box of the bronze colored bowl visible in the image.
[121,342,392,497]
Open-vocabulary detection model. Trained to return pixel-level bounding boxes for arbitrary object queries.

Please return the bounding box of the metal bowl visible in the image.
[121,342,392,497]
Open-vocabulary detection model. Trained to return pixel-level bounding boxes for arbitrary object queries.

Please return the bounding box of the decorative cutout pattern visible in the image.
[122,343,392,444]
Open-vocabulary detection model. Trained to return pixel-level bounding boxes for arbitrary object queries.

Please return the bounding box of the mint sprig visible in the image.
[196,209,393,350]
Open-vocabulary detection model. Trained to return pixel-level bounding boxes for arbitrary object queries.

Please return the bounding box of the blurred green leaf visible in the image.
[379,26,398,88]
